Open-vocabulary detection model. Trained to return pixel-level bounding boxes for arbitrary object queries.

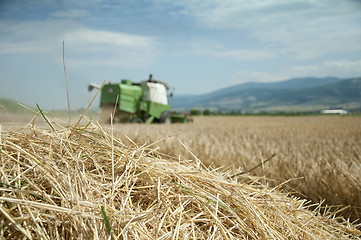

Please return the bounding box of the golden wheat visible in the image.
[112,116,361,222]
[0,113,360,238]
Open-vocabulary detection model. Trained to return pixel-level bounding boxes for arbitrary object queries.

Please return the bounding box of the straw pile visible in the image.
[0,115,360,239]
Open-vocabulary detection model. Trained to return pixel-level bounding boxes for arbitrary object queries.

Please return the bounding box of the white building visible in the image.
[320,109,348,115]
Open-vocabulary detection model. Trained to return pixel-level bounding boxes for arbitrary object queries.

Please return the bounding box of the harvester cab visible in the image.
[88,74,192,124]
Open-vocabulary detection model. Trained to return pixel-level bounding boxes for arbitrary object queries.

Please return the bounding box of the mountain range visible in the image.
[171,77,361,112]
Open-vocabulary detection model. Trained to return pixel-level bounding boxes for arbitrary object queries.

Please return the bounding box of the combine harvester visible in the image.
[88,74,192,124]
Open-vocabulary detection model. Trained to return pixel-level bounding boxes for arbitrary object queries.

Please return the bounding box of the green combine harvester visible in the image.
[88,74,192,124]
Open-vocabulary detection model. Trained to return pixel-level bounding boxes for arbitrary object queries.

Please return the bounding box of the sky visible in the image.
[0,0,361,110]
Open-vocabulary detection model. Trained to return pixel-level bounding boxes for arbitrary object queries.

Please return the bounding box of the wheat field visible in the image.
[1,113,361,238]
[111,116,361,222]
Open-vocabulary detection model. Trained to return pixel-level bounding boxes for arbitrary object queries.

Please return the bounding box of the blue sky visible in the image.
[0,0,361,109]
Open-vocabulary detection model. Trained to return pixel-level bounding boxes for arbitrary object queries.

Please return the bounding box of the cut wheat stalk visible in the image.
[0,115,360,239]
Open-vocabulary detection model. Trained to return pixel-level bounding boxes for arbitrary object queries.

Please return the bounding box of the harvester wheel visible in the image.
[132,117,143,123]
[164,116,171,124]
[160,112,171,124]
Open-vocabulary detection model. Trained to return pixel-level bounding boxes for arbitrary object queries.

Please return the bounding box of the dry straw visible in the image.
[0,113,360,239]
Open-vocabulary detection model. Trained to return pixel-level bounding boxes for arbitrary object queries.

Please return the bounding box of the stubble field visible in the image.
[112,116,361,222]
[1,113,361,238]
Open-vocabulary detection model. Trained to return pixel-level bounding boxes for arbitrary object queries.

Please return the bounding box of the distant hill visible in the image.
[171,77,361,112]
[0,98,30,114]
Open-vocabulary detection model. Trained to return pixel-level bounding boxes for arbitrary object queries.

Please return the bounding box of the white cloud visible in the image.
[289,65,320,73]
[167,0,361,59]
[63,29,153,48]
[195,48,275,61]
[0,20,71,55]
[323,60,361,70]
[186,40,276,61]
[231,59,361,84]
[230,70,285,84]
[63,29,157,67]
[282,60,361,78]
[49,9,90,18]
[0,19,158,68]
